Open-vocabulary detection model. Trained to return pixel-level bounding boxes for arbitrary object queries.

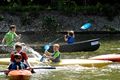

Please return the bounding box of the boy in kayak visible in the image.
[2,25,21,52]
[10,43,35,73]
[10,43,30,66]
[64,30,75,44]
[5,53,31,75]
[8,53,29,70]
[43,44,61,63]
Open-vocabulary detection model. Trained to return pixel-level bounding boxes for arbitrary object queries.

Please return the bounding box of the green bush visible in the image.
[0,15,4,21]
[42,16,60,33]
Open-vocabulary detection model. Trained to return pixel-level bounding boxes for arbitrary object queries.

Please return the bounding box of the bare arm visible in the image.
[2,38,6,45]
[64,35,68,41]
[24,60,32,67]
[14,33,21,41]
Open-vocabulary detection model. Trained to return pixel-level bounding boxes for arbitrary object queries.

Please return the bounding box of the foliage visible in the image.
[101,25,118,32]
[42,16,60,33]
[0,15,4,21]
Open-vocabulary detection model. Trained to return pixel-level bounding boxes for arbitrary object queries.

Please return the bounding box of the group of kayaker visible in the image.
[1,24,75,73]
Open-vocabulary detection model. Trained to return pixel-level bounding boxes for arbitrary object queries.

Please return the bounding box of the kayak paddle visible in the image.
[0,66,56,72]
[80,23,92,30]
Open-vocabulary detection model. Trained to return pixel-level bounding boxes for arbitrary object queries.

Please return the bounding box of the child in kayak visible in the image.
[4,53,31,75]
[10,43,35,73]
[64,30,75,44]
[8,53,29,70]
[10,43,30,66]
[42,44,61,63]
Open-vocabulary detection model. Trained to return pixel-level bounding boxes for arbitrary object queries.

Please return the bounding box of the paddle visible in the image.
[44,36,63,50]
[0,66,56,72]
[40,36,63,62]
[80,23,92,30]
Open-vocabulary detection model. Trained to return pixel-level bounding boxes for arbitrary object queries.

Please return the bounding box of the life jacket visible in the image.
[51,51,60,63]
[11,62,26,70]
[67,36,74,44]
[13,51,25,62]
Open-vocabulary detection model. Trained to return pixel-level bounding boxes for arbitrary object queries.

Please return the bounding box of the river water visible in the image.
[0,58,120,80]
[0,39,120,80]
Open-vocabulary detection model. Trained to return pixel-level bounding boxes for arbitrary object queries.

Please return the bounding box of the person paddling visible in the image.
[64,30,75,44]
[10,43,35,73]
[8,53,29,70]
[43,44,61,63]
[5,53,31,75]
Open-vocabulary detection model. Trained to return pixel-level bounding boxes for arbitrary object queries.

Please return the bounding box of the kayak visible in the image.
[49,59,112,68]
[89,54,120,62]
[8,70,32,80]
[0,58,40,65]
[0,58,112,68]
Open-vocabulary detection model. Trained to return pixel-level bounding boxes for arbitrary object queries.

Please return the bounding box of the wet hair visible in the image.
[15,45,22,49]
[69,32,73,36]
[14,54,22,59]
[9,25,16,30]
[53,44,60,48]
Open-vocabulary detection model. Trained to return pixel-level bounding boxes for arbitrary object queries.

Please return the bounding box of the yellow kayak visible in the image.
[49,59,113,68]
[0,58,112,68]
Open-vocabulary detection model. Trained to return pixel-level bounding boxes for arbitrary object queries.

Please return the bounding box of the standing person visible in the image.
[43,44,61,63]
[64,30,75,44]
[2,25,21,52]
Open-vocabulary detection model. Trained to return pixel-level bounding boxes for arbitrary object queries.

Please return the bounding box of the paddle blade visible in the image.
[81,23,92,30]
[44,44,50,51]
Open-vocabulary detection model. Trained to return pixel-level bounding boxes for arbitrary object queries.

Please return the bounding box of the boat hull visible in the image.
[89,54,120,62]
[49,59,112,68]
[40,38,100,52]
[8,70,32,80]
[0,58,112,68]
[0,38,100,53]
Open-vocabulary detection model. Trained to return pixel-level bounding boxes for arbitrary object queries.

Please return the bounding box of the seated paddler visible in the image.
[8,53,29,70]
[43,44,61,63]
[64,30,75,44]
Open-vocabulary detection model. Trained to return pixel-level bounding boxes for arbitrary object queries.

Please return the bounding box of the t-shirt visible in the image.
[52,51,60,62]
[4,31,17,47]
[67,36,74,44]
[10,51,28,62]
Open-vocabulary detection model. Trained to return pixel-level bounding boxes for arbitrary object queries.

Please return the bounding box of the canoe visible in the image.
[89,54,120,62]
[8,70,32,80]
[38,38,100,52]
[0,38,100,53]
[0,58,112,68]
